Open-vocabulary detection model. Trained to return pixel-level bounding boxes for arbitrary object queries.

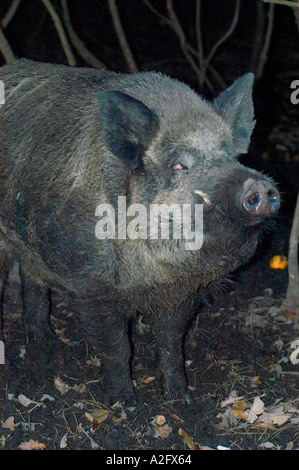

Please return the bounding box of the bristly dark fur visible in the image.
[0,60,280,404]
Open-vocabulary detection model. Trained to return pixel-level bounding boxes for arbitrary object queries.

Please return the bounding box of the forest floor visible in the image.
[1,217,299,451]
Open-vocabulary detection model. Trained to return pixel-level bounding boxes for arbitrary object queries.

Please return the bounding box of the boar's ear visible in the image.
[98,90,159,170]
[213,73,255,154]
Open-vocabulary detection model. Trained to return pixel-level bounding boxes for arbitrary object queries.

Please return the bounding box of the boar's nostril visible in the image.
[242,180,280,217]
[246,192,260,207]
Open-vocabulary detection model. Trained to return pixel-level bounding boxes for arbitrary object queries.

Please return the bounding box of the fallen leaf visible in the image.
[112,409,127,423]
[178,428,197,450]
[155,415,166,426]
[17,395,33,407]
[232,409,248,420]
[1,416,18,431]
[86,356,101,367]
[251,422,277,430]
[142,376,156,384]
[54,376,86,395]
[54,377,71,395]
[220,391,244,408]
[286,442,294,450]
[40,394,55,402]
[85,409,109,429]
[18,440,46,450]
[54,328,70,343]
[258,407,291,426]
[250,376,262,388]
[232,400,247,411]
[168,412,184,423]
[216,407,238,429]
[247,396,265,423]
[19,346,26,360]
[60,433,68,449]
[152,423,172,439]
[259,441,278,449]
[72,383,87,394]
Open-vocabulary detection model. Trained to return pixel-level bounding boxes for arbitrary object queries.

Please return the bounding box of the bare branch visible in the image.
[142,0,168,23]
[250,0,266,72]
[40,0,76,66]
[108,0,138,72]
[256,3,275,78]
[0,25,16,62]
[263,0,299,7]
[195,0,204,74]
[61,0,106,69]
[166,0,203,82]
[280,191,299,317]
[1,0,22,29]
[143,0,233,93]
[204,0,240,76]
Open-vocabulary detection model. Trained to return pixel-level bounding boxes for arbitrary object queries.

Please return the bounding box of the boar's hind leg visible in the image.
[81,305,134,405]
[19,268,53,356]
[150,297,194,404]
[0,251,9,344]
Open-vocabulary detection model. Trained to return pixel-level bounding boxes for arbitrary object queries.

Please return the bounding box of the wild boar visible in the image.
[0,59,279,403]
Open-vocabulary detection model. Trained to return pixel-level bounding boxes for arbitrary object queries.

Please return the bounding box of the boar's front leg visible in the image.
[149,295,195,404]
[80,301,134,405]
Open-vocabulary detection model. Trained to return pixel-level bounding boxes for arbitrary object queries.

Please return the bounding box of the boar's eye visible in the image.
[172,162,188,171]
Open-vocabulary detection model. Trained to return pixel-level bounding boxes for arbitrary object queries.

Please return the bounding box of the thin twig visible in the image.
[141,0,168,23]
[40,0,76,66]
[250,0,266,72]
[195,0,204,75]
[263,0,299,7]
[108,0,138,72]
[166,0,203,82]
[203,0,240,76]
[61,0,106,69]
[256,3,275,78]
[0,25,16,62]
[142,0,228,93]
[1,0,22,28]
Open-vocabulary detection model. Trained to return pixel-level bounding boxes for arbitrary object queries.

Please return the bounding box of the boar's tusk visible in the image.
[194,190,211,205]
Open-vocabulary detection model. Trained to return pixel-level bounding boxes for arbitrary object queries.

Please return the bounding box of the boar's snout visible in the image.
[242,180,280,217]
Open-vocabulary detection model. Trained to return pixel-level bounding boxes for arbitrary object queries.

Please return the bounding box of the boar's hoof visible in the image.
[161,374,193,405]
[164,385,193,405]
[183,390,193,405]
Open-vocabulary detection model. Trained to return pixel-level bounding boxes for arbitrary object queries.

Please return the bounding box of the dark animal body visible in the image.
[0,59,279,403]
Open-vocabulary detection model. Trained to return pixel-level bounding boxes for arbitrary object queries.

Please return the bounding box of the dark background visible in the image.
[0,0,298,213]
